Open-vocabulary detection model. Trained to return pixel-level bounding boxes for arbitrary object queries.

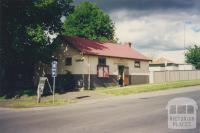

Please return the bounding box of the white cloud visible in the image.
[110,10,200,53]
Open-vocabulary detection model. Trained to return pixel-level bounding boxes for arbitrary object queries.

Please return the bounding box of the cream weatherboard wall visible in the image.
[55,44,149,76]
[55,44,85,74]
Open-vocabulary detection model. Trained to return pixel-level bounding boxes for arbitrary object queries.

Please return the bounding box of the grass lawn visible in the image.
[0,94,75,108]
[96,80,200,96]
[1,79,200,108]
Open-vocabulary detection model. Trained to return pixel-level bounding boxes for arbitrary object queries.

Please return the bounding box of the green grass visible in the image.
[0,95,75,108]
[96,80,200,96]
[1,79,200,108]
[0,96,6,100]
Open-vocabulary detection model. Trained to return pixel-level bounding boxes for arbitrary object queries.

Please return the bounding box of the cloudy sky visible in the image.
[74,0,200,54]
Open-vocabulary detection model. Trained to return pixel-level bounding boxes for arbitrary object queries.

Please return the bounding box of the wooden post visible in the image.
[37,87,41,103]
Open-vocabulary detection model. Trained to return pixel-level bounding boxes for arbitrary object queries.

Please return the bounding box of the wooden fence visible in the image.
[150,70,200,83]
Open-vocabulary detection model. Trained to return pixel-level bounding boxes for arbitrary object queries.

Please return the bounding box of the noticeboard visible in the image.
[37,77,47,95]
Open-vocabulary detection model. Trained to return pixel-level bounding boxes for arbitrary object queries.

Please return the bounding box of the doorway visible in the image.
[124,67,129,86]
[118,65,129,86]
[118,65,124,86]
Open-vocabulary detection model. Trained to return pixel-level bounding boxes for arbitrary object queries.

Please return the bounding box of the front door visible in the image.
[124,67,129,86]
[118,66,129,86]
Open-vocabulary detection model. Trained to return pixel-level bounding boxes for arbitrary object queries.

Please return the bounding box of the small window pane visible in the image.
[65,57,72,66]
[187,105,194,114]
[98,57,106,65]
[169,105,176,114]
[177,105,186,114]
[104,66,109,77]
[98,66,104,77]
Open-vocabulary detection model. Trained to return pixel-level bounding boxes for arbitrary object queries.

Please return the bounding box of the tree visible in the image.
[0,0,73,97]
[63,2,115,42]
[185,45,200,69]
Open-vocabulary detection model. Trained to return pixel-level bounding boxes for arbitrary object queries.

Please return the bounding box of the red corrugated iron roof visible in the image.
[64,36,150,61]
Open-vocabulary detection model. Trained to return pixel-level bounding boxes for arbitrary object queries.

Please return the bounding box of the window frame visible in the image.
[65,57,72,66]
[97,65,109,78]
[134,60,141,68]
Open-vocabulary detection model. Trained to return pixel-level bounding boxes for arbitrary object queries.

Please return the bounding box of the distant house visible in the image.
[178,64,195,70]
[149,57,195,71]
[48,36,151,89]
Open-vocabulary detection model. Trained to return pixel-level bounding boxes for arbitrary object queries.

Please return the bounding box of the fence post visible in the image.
[166,70,169,82]
[149,71,154,83]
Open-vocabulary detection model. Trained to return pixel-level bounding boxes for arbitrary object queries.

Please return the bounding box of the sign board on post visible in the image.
[37,77,52,103]
[51,61,57,77]
[51,60,57,104]
[52,69,57,77]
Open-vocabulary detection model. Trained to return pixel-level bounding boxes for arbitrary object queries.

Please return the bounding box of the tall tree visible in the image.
[185,45,200,69]
[0,0,73,97]
[63,2,115,42]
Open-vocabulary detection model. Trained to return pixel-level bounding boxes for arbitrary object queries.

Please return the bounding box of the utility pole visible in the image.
[53,76,55,104]
[184,22,186,52]
[88,64,91,90]
[51,60,57,104]
[183,22,186,71]
[88,57,91,90]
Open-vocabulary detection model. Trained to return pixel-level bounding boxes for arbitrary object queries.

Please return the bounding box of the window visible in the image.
[134,61,141,68]
[97,65,109,78]
[98,57,106,65]
[65,57,72,66]
[187,105,194,114]
[177,105,187,114]
[169,105,176,114]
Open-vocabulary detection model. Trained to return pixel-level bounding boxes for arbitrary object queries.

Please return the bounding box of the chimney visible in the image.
[128,42,132,48]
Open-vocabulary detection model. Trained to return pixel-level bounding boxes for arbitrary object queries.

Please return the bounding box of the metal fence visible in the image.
[150,70,200,83]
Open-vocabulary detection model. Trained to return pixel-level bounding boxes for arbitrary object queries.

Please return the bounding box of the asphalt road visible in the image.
[1,86,200,133]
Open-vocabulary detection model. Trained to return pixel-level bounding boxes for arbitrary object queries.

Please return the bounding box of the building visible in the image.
[178,64,195,70]
[149,57,179,71]
[149,57,195,71]
[49,36,151,89]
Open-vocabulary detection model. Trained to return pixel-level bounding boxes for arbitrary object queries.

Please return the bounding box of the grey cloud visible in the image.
[74,0,200,52]
[74,0,199,13]
[135,39,184,51]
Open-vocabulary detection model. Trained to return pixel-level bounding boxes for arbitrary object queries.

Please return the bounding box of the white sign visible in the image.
[52,69,57,77]
[37,77,52,103]
[51,61,57,77]
[37,77,47,95]
[166,97,198,129]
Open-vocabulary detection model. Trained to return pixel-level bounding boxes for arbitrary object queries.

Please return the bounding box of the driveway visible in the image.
[1,86,200,133]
